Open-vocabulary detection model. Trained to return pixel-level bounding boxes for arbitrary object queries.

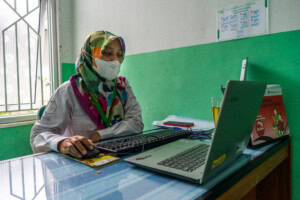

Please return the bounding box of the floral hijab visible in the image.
[70,31,128,130]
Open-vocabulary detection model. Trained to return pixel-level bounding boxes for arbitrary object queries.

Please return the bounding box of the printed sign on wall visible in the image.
[217,0,268,41]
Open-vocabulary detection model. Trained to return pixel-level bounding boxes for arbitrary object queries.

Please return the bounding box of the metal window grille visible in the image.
[0,0,54,123]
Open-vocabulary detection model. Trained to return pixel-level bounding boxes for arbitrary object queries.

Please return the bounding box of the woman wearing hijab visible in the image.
[30,31,144,158]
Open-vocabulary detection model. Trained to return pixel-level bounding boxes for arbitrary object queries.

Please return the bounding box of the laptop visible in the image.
[125,80,267,184]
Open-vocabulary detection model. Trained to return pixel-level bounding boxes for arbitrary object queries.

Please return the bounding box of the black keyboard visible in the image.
[96,129,192,154]
[157,143,209,172]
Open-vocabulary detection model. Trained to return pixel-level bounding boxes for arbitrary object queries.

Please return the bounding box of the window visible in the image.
[0,0,58,126]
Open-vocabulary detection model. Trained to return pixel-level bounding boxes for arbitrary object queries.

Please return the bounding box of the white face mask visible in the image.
[94,58,121,80]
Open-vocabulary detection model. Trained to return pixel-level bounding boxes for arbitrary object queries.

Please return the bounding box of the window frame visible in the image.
[0,0,60,127]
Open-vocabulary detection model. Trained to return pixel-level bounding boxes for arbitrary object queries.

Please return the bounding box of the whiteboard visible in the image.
[217,0,268,41]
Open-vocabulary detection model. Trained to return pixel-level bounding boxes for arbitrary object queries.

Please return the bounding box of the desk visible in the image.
[0,138,291,200]
[204,138,291,200]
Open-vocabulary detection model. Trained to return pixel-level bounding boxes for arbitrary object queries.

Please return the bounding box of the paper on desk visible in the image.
[152,115,215,131]
[61,153,120,168]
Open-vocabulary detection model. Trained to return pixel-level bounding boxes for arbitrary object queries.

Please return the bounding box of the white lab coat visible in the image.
[30,79,144,153]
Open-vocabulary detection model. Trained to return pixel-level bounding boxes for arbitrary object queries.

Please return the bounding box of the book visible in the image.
[250,85,289,147]
[61,153,120,168]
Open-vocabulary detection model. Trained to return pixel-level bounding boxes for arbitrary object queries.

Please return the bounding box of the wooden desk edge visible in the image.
[217,143,291,200]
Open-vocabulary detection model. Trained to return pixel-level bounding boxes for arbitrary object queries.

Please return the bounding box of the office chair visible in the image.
[37,105,46,120]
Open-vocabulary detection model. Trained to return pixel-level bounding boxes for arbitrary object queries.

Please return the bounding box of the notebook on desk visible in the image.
[125,80,267,184]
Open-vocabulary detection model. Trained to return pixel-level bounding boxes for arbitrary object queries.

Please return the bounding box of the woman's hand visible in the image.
[89,132,101,143]
[58,136,94,158]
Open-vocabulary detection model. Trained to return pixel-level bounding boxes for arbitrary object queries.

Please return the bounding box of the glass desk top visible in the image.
[0,143,278,200]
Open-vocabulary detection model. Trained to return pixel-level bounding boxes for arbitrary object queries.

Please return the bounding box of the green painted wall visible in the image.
[0,125,33,160]
[122,30,299,129]
[62,62,76,82]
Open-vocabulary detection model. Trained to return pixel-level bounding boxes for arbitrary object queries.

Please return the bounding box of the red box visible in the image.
[250,85,289,147]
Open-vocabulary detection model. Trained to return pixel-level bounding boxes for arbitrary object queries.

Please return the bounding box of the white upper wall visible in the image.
[58,0,300,63]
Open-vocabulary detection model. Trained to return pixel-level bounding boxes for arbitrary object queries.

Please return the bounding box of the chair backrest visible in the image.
[37,105,46,120]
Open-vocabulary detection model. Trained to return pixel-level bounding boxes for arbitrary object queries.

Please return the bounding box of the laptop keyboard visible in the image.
[157,143,209,172]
